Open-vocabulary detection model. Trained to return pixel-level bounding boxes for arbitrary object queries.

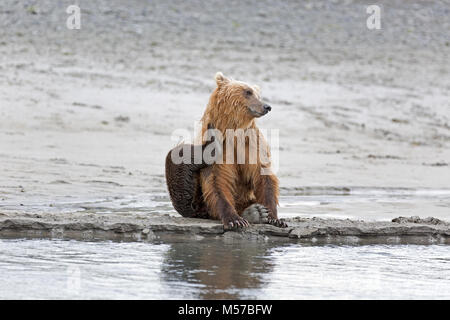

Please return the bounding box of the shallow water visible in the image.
[2,187,449,222]
[0,238,449,299]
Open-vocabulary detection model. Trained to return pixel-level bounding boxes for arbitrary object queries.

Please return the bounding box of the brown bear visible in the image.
[165,72,286,229]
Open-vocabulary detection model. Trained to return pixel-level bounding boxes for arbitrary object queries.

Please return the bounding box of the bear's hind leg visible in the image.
[165,125,220,218]
[241,204,269,224]
[165,145,203,217]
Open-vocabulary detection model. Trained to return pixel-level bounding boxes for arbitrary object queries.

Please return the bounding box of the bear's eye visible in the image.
[245,90,253,97]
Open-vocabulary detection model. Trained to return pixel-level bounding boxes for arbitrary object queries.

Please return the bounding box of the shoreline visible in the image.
[1,212,448,244]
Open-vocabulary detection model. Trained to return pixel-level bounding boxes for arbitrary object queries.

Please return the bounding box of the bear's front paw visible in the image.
[222,214,249,230]
[242,204,269,224]
[267,218,288,228]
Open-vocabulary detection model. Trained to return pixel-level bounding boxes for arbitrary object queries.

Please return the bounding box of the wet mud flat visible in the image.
[0,1,449,246]
[0,211,449,245]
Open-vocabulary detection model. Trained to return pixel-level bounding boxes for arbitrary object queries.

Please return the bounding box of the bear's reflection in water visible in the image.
[160,237,280,299]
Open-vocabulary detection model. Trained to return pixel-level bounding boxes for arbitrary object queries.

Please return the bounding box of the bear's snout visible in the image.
[263,104,272,113]
[249,103,272,117]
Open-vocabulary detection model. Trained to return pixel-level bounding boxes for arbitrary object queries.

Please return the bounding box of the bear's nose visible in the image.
[263,104,271,112]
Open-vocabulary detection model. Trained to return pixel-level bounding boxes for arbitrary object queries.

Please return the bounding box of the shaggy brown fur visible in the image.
[198,72,286,228]
[165,72,286,229]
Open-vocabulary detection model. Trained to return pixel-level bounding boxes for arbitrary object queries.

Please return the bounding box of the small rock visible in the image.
[289,227,319,239]
[114,116,130,123]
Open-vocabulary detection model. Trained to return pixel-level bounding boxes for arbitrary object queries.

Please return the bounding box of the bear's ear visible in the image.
[215,72,229,87]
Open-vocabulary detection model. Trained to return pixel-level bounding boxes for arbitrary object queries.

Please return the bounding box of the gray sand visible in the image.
[0,0,449,228]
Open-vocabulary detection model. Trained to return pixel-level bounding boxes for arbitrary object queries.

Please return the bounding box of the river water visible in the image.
[1,238,449,299]
[1,190,449,299]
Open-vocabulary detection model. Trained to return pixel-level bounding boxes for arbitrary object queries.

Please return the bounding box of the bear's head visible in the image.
[202,72,271,133]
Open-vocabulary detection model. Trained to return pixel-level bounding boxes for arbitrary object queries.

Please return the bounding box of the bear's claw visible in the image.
[223,214,249,230]
[267,218,288,228]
